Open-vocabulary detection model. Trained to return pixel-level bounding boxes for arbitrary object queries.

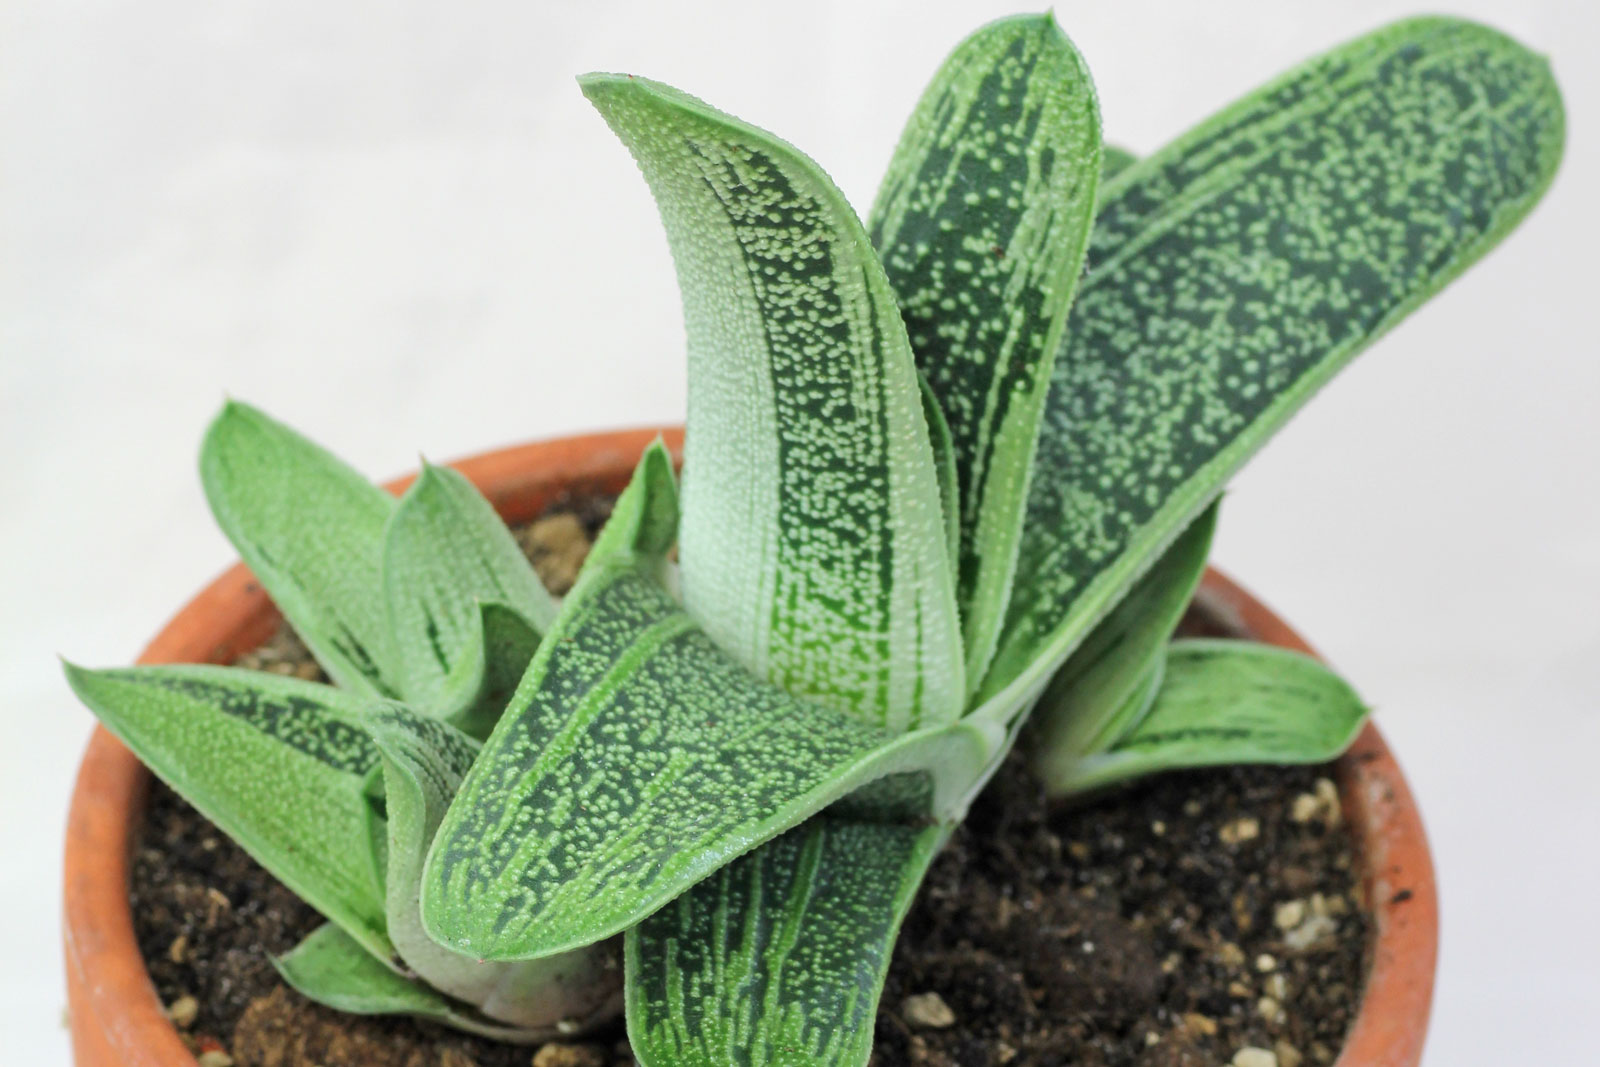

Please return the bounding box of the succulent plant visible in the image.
[67,11,1562,1067]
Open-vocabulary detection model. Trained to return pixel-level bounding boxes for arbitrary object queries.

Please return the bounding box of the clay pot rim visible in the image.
[62,426,1436,1067]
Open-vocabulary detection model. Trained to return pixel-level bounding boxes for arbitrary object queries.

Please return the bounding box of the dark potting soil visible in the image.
[129,493,1369,1067]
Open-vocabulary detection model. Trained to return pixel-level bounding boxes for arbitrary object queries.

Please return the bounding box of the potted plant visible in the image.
[63,11,1561,1067]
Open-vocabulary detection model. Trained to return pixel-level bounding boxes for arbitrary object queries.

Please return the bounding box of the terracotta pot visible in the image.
[62,427,1437,1067]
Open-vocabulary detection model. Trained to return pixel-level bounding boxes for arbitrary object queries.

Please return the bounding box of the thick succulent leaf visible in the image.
[200,401,397,696]
[586,437,681,568]
[1045,640,1368,794]
[274,924,554,1043]
[918,372,960,573]
[627,818,945,1067]
[369,705,622,1031]
[63,662,392,959]
[1099,144,1137,183]
[868,13,1101,688]
[982,16,1566,708]
[383,461,555,734]
[1024,503,1216,777]
[422,601,544,741]
[582,72,963,735]
[422,560,992,962]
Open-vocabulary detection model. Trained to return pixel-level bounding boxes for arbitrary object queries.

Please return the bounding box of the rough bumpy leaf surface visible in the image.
[63,663,392,958]
[1047,640,1369,794]
[627,818,944,1067]
[1025,503,1216,781]
[201,401,398,696]
[274,924,550,1043]
[422,561,988,962]
[384,462,556,734]
[1099,144,1137,185]
[370,706,621,1032]
[869,14,1102,687]
[983,17,1566,706]
[582,72,963,735]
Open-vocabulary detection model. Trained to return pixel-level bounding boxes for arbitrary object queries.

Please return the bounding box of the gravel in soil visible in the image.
[130,494,1369,1067]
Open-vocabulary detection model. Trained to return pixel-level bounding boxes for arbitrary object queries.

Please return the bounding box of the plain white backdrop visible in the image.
[3,1,1595,1062]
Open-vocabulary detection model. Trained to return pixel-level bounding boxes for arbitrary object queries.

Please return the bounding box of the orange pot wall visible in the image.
[62,427,1435,1067]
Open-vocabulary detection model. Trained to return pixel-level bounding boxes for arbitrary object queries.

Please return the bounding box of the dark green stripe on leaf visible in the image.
[1047,640,1369,794]
[200,402,398,697]
[626,817,944,1067]
[984,17,1565,707]
[1025,502,1216,780]
[64,662,392,959]
[869,14,1102,688]
[581,73,963,735]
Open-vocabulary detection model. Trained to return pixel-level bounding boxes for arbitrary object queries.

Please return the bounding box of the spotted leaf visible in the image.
[1046,640,1368,794]
[869,13,1102,688]
[1025,503,1216,790]
[367,705,622,1032]
[982,17,1565,710]
[63,662,392,959]
[422,449,993,961]
[383,461,556,736]
[582,72,964,735]
[626,818,945,1067]
[201,401,398,696]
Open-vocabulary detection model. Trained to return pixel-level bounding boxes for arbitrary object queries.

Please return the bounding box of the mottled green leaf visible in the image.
[918,372,960,574]
[1099,144,1137,184]
[200,401,397,696]
[63,662,392,959]
[869,14,1101,688]
[368,705,622,1031]
[423,434,987,962]
[421,601,544,742]
[1046,640,1368,794]
[383,461,555,734]
[1025,503,1216,786]
[627,818,945,1067]
[274,923,553,1043]
[422,558,991,962]
[582,72,963,735]
[983,16,1565,709]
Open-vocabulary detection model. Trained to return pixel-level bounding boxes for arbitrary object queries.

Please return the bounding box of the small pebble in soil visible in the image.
[901,992,956,1029]
[1220,816,1261,844]
[166,994,199,1028]
[1233,1047,1278,1067]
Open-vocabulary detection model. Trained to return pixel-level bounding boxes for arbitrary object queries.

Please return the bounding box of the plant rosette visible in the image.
[63,10,1559,1067]
[65,430,1437,1067]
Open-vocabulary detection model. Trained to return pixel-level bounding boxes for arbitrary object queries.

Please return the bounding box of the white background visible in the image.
[3,1,1595,1063]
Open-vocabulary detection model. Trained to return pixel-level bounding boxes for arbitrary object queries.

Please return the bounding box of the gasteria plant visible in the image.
[66,12,1562,1067]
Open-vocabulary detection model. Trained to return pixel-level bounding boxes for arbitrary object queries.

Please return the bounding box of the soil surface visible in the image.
[130,492,1369,1067]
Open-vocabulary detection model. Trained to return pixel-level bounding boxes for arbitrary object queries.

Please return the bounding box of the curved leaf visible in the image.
[1099,144,1137,184]
[383,461,555,735]
[982,17,1565,709]
[582,72,963,735]
[627,818,945,1067]
[63,662,392,959]
[422,558,992,962]
[1024,503,1216,782]
[368,705,622,1031]
[200,401,397,696]
[918,372,960,577]
[1047,640,1368,794]
[273,923,555,1043]
[868,13,1102,688]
